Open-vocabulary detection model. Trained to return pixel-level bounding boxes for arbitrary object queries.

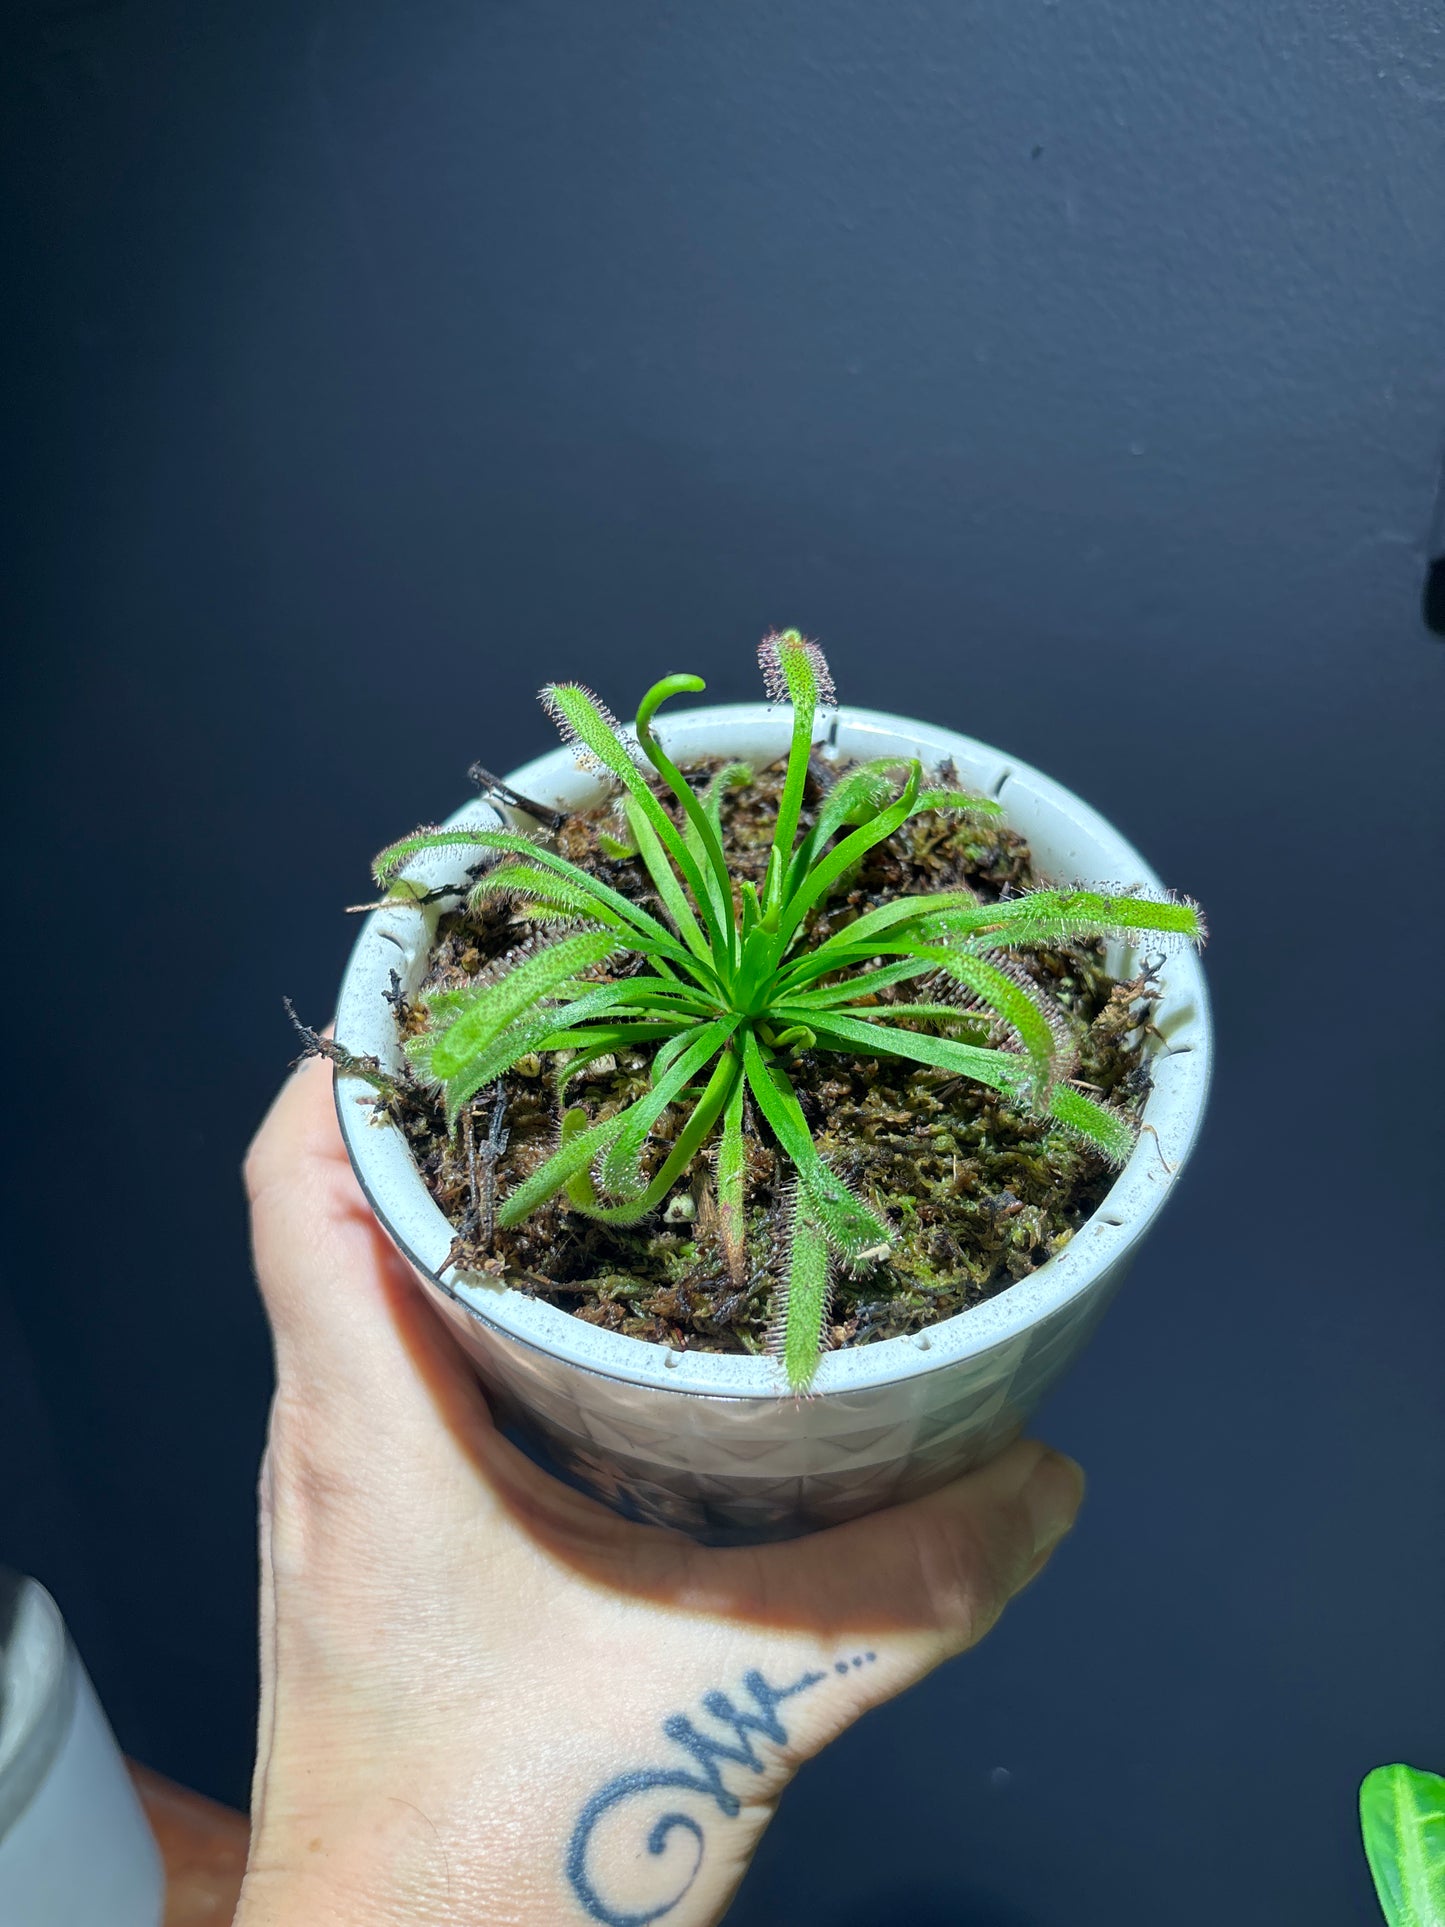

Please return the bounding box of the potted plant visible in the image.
[328,632,1211,1541]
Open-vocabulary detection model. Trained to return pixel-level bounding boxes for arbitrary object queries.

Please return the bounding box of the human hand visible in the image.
[236,1055,1084,1927]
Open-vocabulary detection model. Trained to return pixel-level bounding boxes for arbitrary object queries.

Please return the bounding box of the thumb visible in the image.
[851,1437,1086,1654]
[245,1052,484,1442]
[738,1439,1084,1758]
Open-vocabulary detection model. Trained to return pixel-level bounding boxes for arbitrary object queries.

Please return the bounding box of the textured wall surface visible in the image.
[4,4,1444,1923]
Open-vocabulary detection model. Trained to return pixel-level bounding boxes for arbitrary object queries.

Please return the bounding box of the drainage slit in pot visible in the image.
[991,767,1014,798]
[1100,1216,1124,1227]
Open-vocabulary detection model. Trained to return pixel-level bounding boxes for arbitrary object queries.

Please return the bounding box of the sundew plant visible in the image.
[373,633,1203,1389]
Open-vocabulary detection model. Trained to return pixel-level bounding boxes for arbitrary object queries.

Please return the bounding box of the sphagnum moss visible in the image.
[363,634,1205,1389]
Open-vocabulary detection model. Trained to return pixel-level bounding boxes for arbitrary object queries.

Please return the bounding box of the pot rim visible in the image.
[334,701,1212,1402]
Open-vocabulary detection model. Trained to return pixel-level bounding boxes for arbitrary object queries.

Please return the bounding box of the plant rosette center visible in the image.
[356,632,1205,1391]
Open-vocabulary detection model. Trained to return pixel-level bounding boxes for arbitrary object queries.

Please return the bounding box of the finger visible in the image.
[641,1443,1084,1785]
[744,1438,1084,1652]
[245,1054,477,1421]
[244,1059,730,1559]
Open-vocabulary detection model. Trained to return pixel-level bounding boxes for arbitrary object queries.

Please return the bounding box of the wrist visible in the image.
[235,1796,566,1927]
[235,1809,449,1927]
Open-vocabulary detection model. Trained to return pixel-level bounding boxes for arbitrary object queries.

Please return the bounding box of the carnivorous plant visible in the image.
[372,633,1204,1389]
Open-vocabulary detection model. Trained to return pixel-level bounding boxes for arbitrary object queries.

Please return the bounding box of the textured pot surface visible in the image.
[335,704,1212,1541]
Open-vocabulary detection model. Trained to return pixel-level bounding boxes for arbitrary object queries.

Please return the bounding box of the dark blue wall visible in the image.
[4,5,1444,1922]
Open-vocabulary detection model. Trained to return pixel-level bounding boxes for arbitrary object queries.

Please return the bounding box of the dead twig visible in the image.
[467,763,567,830]
[282,998,396,1094]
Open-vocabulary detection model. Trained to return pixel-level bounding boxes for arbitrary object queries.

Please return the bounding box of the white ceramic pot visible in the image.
[335,704,1211,1542]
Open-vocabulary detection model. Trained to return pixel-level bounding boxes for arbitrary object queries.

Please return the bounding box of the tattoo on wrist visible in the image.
[565,1654,877,1926]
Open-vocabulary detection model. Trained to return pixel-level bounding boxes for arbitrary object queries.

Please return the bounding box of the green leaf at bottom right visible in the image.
[1361,1764,1445,1927]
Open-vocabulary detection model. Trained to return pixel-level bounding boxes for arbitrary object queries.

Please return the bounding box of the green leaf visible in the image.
[783,945,1066,1094]
[496,1105,632,1225]
[912,785,1004,819]
[789,760,1002,894]
[418,1010,558,1121]
[770,761,922,953]
[415,968,703,1122]
[927,887,1206,952]
[739,878,762,942]
[544,1024,683,1052]
[560,1105,600,1207]
[397,826,696,968]
[1360,1764,1445,1927]
[598,1018,737,1198]
[555,1035,659,1102]
[768,1023,817,1052]
[634,675,739,945]
[740,1030,891,1263]
[1045,1083,1137,1164]
[567,1048,742,1227]
[920,948,1069,1098]
[650,1028,700,1082]
[757,627,837,710]
[682,760,752,930]
[372,825,506,886]
[781,955,941,1007]
[799,1010,1024,1092]
[467,862,636,933]
[542,681,724,963]
[539,680,648,785]
[758,630,836,914]
[802,1009,1136,1163]
[548,975,713,1021]
[792,759,898,871]
[424,932,622,1082]
[417,973,648,1125]
[625,795,715,967]
[702,762,753,833]
[784,888,986,972]
[800,884,1203,971]
[804,999,990,1030]
[716,1075,748,1288]
[773,1199,833,1394]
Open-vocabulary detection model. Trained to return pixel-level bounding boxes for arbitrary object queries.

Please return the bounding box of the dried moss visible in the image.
[376,755,1159,1356]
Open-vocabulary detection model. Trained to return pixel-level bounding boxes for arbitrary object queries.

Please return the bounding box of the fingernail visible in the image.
[1022,1450,1085,1557]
